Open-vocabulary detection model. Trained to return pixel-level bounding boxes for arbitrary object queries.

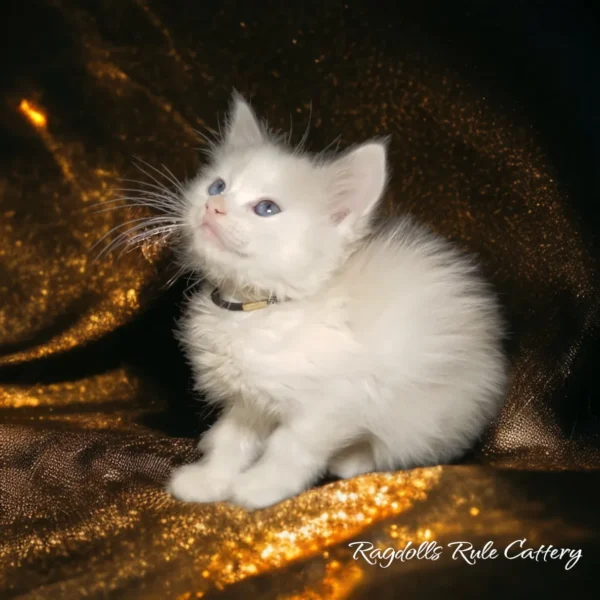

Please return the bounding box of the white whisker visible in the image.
[118,178,179,197]
[160,163,187,195]
[90,216,162,254]
[92,214,182,261]
[135,157,186,196]
[295,100,313,153]
[114,186,179,199]
[91,200,185,216]
[287,113,294,145]
[133,157,185,196]
[100,225,177,261]
[131,160,178,197]
[163,264,187,289]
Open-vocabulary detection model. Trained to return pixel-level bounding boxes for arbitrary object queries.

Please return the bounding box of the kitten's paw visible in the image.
[167,462,232,503]
[230,472,298,510]
[328,445,375,479]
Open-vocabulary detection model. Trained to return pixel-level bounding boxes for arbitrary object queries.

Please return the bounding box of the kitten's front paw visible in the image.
[230,471,299,510]
[167,462,232,503]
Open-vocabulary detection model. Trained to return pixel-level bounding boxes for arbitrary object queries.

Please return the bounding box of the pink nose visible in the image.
[205,196,227,215]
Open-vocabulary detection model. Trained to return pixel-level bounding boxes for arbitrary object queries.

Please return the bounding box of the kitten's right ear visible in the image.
[326,141,388,236]
[225,93,264,147]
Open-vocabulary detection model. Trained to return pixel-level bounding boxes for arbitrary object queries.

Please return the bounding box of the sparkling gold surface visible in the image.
[2,95,165,364]
[1,1,599,598]
[18,100,47,128]
[0,369,135,409]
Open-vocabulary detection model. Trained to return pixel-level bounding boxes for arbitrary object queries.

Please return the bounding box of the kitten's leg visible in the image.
[230,414,356,509]
[328,442,376,479]
[167,404,266,503]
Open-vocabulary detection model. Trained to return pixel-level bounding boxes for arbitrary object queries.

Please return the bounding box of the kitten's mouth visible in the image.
[200,219,224,245]
[198,216,248,257]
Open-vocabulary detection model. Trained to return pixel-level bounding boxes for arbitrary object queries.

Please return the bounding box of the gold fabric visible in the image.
[1,1,599,597]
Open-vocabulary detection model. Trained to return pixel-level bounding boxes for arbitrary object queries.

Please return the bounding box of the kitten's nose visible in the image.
[205,196,227,216]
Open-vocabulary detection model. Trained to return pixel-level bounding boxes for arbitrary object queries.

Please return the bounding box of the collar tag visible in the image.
[241,300,269,311]
[211,288,278,312]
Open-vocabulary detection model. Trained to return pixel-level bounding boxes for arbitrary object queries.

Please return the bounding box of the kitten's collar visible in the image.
[211,287,279,312]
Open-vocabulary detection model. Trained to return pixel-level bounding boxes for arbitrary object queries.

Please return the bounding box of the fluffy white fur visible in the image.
[166,94,507,509]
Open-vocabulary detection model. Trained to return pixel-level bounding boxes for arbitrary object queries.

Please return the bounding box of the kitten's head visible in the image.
[181,94,388,299]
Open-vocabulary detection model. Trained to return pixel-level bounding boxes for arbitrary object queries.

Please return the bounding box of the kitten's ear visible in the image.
[327,142,387,233]
[225,93,264,147]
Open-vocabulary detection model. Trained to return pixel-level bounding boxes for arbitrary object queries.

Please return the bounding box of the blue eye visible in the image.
[207,178,226,196]
[253,200,281,217]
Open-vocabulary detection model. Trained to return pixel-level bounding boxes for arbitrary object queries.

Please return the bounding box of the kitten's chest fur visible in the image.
[181,290,352,413]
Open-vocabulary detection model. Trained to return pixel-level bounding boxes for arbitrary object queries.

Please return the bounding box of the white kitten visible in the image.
[166,94,507,509]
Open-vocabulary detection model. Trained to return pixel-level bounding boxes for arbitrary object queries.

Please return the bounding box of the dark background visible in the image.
[2,0,598,437]
[1,1,599,597]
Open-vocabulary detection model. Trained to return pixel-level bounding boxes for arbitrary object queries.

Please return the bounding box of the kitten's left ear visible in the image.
[225,93,264,147]
[327,141,388,234]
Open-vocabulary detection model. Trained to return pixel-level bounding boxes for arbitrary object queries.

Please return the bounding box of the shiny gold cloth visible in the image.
[1,2,599,598]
